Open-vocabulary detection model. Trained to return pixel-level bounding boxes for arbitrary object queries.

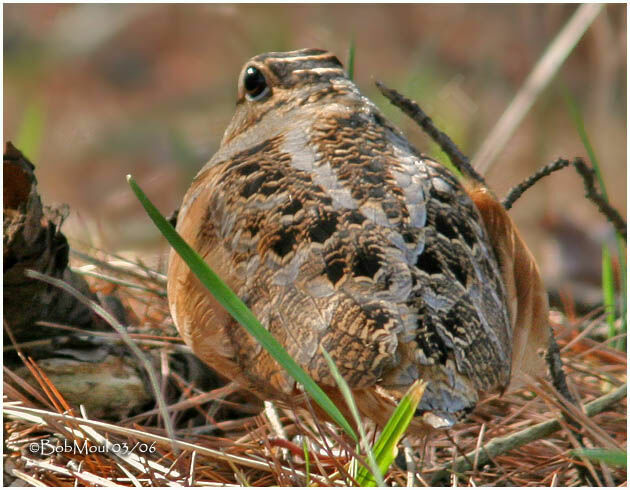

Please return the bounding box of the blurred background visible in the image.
[4,4,627,309]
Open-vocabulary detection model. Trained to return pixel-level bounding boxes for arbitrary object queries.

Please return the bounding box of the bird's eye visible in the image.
[243,66,269,101]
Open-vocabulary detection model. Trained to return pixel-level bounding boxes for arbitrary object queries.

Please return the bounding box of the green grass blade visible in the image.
[562,89,607,199]
[355,380,426,486]
[602,245,617,339]
[320,348,384,486]
[614,235,626,351]
[572,448,627,468]
[15,100,45,162]
[371,380,426,466]
[563,87,627,351]
[127,175,357,440]
[347,37,356,81]
[302,438,310,487]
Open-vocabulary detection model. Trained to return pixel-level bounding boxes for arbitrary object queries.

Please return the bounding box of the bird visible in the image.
[167,48,550,433]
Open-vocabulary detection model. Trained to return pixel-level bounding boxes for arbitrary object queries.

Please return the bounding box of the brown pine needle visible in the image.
[429,383,626,484]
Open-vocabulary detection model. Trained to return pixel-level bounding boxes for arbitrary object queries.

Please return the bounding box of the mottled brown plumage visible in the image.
[167,49,549,432]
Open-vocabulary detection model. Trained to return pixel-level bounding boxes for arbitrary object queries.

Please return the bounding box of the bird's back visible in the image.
[168,49,517,429]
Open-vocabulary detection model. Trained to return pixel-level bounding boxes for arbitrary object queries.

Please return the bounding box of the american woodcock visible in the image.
[167,49,550,431]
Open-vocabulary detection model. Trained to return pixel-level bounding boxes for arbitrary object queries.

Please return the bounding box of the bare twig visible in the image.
[502,158,572,209]
[545,329,579,416]
[503,157,627,240]
[377,79,627,243]
[473,4,604,173]
[375,80,487,186]
[544,330,596,485]
[572,158,627,240]
[429,383,626,484]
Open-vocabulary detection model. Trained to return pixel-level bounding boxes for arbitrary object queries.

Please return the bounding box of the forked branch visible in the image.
[377,83,626,243]
[503,157,627,241]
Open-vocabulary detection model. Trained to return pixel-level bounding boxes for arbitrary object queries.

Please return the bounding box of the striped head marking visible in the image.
[221,49,357,146]
[238,49,347,99]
